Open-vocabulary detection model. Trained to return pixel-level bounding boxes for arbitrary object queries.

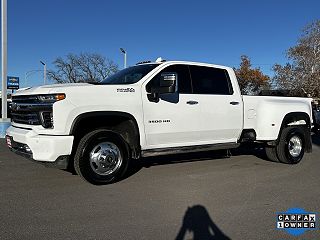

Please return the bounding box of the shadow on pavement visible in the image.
[230,142,271,162]
[124,150,231,180]
[175,205,231,240]
[124,143,272,180]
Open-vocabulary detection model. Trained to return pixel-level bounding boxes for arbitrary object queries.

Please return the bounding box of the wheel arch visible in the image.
[278,112,312,153]
[280,112,311,128]
[70,111,141,159]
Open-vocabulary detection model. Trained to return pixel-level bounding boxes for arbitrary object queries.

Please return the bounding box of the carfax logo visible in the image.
[276,208,317,236]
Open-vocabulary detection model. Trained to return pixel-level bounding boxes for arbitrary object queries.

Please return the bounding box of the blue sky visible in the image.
[1,0,320,88]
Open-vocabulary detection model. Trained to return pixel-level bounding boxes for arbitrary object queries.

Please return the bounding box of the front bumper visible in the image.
[6,126,74,163]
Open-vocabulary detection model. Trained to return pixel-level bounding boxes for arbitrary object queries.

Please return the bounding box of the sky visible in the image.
[0,0,320,88]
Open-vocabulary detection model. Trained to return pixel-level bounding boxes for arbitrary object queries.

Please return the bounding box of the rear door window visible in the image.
[189,65,233,95]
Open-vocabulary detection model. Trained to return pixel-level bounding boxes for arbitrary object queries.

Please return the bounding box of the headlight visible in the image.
[37,94,66,103]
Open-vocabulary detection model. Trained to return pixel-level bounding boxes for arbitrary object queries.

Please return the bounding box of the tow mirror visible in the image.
[152,72,177,94]
[148,72,177,102]
[159,72,177,92]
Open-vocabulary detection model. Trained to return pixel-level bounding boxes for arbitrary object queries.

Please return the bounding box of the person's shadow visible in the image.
[176,205,231,240]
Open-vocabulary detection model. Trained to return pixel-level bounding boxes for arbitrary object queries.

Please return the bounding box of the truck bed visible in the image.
[242,95,312,141]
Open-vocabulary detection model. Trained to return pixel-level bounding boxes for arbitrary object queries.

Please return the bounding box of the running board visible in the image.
[141,142,240,158]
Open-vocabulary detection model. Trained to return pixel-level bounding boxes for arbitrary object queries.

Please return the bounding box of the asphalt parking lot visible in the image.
[0,138,319,240]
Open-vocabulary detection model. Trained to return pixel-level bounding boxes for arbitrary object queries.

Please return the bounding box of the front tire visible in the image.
[74,129,129,184]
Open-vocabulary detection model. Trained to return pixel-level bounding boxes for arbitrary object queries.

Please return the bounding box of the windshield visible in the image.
[100,64,159,85]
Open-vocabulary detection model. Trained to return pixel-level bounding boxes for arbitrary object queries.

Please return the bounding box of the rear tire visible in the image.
[74,129,129,185]
[276,127,305,164]
[265,146,279,162]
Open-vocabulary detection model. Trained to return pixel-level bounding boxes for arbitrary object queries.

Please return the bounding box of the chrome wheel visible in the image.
[288,135,302,158]
[89,142,122,176]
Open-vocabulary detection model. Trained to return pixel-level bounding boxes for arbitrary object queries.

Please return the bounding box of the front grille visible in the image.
[11,112,41,125]
[11,95,54,128]
[40,112,53,128]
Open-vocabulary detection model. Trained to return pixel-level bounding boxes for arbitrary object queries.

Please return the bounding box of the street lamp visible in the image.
[40,61,47,85]
[120,48,127,69]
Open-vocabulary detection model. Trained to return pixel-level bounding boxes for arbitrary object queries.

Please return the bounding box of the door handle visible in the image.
[186,100,198,105]
[230,101,240,105]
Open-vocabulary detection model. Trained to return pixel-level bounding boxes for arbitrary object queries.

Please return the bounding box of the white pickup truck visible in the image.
[6,60,313,184]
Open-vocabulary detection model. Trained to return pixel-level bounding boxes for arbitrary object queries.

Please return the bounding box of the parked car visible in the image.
[6,60,313,184]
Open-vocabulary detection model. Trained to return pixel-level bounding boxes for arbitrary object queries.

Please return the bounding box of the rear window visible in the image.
[189,65,233,95]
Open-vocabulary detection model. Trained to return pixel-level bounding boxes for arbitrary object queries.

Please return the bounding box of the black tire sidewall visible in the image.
[265,146,279,162]
[75,130,129,184]
[277,127,305,164]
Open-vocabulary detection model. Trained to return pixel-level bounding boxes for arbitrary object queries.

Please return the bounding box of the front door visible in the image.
[142,64,202,149]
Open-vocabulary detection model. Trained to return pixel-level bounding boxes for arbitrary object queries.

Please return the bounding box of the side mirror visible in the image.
[152,72,177,94]
[159,72,177,91]
[148,72,177,102]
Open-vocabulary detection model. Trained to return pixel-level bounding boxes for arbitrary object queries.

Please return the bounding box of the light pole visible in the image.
[40,61,46,85]
[120,48,127,69]
[0,0,10,138]
[1,0,7,119]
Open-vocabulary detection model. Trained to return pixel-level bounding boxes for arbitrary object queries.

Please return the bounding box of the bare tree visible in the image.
[273,20,320,97]
[234,55,270,95]
[48,53,119,83]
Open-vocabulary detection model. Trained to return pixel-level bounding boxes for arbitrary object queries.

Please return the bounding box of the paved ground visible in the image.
[0,137,319,240]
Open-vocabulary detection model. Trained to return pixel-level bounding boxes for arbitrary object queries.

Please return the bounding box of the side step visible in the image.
[141,142,240,158]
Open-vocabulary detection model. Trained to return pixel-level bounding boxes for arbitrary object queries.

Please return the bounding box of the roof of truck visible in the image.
[137,60,230,70]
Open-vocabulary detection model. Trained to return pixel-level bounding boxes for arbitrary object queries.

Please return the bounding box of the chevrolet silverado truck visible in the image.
[6,60,313,184]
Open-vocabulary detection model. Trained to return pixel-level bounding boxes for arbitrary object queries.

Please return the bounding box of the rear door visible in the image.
[189,65,243,143]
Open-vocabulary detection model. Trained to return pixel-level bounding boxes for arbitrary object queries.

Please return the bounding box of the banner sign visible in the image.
[7,76,19,90]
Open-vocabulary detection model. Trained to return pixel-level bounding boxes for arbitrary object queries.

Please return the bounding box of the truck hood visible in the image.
[13,83,92,96]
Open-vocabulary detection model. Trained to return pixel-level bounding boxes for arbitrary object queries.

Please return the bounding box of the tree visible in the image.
[234,55,270,95]
[48,53,119,83]
[273,20,320,97]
